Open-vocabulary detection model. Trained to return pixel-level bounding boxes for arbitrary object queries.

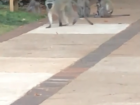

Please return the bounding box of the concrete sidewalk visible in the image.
[0,0,140,105]
[40,33,140,105]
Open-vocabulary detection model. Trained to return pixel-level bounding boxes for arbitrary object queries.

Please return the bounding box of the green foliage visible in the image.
[0,0,9,5]
[0,24,16,35]
[0,10,45,26]
[0,7,45,35]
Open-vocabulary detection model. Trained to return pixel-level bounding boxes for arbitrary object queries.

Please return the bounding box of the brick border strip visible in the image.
[0,18,47,43]
[11,19,140,105]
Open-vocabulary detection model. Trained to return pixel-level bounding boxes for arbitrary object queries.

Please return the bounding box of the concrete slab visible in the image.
[27,24,129,35]
[0,34,113,58]
[40,57,140,105]
[40,71,140,105]
[0,57,78,73]
[0,73,52,105]
[95,103,140,105]
[88,57,140,73]
[110,33,140,57]
[0,34,113,45]
[5,0,140,105]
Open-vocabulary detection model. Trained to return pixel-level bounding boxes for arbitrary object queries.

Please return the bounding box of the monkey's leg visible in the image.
[69,6,79,25]
[72,13,79,25]
[81,7,85,18]
[78,7,84,18]
[58,11,64,27]
[58,11,69,27]
[62,11,69,26]
[58,17,63,27]
[46,11,53,28]
[58,18,68,27]
[85,0,91,17]
[64,2,78,25]
[85,7,91,17]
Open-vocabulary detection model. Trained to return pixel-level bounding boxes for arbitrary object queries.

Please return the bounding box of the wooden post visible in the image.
[10,0,19,12]
[10,0,14,12]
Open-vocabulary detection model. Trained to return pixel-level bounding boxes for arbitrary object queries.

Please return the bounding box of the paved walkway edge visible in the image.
[0,19,47,43]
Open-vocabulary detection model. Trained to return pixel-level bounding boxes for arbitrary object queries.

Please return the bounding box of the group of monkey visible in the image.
[27,0,130,28]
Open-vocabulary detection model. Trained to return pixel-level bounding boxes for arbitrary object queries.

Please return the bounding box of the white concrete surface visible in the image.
[88,57,140,73]
[27,24,129,35]
[0,57,78,73]
[0,73,53,105]
[96,103,140,105]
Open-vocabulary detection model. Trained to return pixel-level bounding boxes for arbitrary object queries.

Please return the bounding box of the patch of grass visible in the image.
[0,6,46,35]
[0,24,16,35]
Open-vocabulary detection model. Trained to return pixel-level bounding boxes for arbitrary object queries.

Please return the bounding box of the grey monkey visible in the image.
[27,0,41,14]
[94,0,113,18]
[94,0,130,18]
[45,0,93,28]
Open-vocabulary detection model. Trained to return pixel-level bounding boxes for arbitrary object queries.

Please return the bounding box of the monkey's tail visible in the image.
[112,14,130,17]
[120,14,130,16]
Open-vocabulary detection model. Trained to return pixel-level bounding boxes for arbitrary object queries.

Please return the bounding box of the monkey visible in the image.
[93,0,113,18]
[76,0,91,18]
[45,0,93,28]
[26,0,41,14]
[93,0,130,18]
